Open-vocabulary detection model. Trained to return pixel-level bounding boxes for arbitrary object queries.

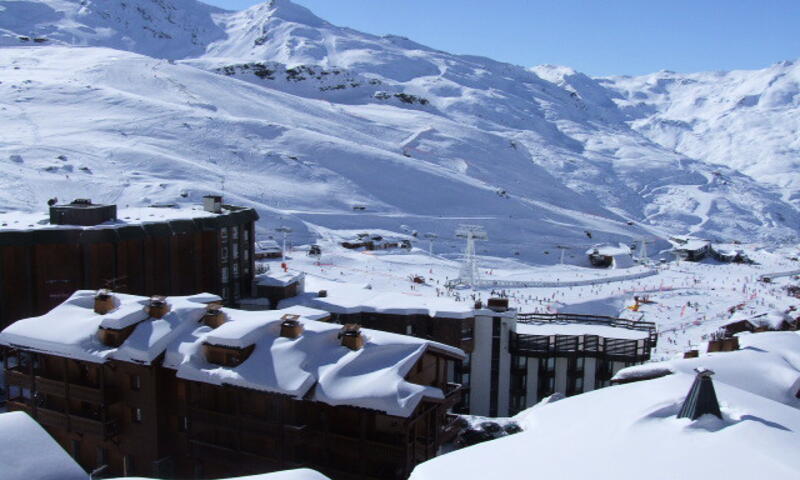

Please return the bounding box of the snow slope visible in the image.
[0,0,798,256]
[601,62,800,207]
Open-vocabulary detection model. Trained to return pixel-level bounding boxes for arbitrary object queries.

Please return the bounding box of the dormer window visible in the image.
[203,343,255,367]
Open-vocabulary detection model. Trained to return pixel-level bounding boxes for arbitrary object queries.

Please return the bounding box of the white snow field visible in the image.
[116,469,331,480]
[0,0,798,263]
[410,331,800,480]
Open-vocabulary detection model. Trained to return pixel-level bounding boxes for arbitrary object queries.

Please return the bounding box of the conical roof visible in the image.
[677,367,722,420]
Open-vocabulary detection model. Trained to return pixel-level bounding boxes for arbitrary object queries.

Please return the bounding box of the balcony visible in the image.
[4,368,33,389]
[32,375,118,405]
[35,406,119,439]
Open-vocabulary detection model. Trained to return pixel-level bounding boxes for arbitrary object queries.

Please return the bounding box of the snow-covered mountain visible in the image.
[1,0,798,259]
[600,63,800,206]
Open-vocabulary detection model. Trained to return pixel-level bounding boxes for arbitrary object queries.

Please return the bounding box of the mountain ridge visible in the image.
[1,0,798,258]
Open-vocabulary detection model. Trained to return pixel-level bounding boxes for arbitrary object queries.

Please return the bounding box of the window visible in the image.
[221,267,229,283]
[132,407,143,423]
[461,321,474,341]
[70,439,80,460]
[123,455,134,476]
[130,374,141,391]
[96,447,107,468]
[179,416,190,432]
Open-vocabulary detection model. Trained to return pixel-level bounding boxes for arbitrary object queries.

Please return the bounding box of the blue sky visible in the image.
[205,0,800,76]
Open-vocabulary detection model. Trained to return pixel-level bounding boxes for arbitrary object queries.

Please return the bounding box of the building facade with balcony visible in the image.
[0,290,463,480]
[0,198,258,330]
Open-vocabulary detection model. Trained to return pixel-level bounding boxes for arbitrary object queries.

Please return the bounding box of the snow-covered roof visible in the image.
[0,205,245,232]
[0,290,221,364]
[256,270,305,287]
[613,332,800,406]
[412,332,800,480]
[516,322,651,340]
[585,243,631,256]
[0,411,88,480]
[255,239,282,252]
[673,238,711,251]
[114,468,330,480]
[161,305,464,417]
[308,284,476,319]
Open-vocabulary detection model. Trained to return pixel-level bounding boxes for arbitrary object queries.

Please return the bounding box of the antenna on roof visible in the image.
[677,367,722,420]
[455,225,487,287]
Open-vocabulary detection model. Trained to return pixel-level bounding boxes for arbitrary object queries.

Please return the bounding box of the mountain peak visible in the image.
[248,0,327,27]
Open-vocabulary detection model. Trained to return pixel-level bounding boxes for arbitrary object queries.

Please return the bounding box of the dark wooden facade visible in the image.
[0,206,257,330]
[3,346,461,480]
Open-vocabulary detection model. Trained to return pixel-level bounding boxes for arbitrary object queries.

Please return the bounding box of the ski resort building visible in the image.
[0,198,258,330]
[585,244,634,268]
[0,290,463,480]
[302,290,657,417]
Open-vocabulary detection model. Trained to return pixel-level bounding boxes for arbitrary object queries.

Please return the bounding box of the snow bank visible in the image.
[413,333,800,480]
[0,411,87,480]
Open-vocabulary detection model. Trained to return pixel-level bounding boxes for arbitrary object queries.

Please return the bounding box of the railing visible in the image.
[4,368,33,389]
[513,334,648,361]
[31,405,119,439]
[517,312,658,346]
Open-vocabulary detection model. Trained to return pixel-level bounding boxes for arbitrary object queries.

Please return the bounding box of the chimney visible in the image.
[474,300,483,309]
[203,304,226,328]
[280,314,304,339]
[147,296,170,319]
[487,297,509,312]
[677,368,722,420]
[203,195,223,214]
[339,324,364,351]
[94,289,116,315]
[318,290,328,298]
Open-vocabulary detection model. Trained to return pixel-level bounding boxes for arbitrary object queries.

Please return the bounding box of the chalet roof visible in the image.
[0,411,87,480]
[0,291,221,364]
[163,304,464,417]
[0,291,463,417]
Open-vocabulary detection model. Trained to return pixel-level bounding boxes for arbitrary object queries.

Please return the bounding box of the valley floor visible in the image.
[270,238,800,361]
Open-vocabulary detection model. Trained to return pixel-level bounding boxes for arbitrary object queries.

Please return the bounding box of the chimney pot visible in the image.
[203,304,226,328]
[280,314,304,339]
[203,195,223,214]
[339,324,364,350]
[487,297,509,312]
[147,296,170,319]
[94,289,116,315]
